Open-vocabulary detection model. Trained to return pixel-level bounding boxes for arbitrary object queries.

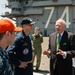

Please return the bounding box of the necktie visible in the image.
[56,34,61,52]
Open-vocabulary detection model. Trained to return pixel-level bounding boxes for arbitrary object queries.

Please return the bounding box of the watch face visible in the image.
[23,48,29,55]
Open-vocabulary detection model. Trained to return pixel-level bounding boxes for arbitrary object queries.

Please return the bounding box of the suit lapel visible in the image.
[60,31,68,49]
[60,31,66,43]
[51,33,57,52]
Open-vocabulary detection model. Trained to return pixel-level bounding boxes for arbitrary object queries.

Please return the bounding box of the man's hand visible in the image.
[56,49,66,56]
[43,50,50,55]
[19,61,28,68]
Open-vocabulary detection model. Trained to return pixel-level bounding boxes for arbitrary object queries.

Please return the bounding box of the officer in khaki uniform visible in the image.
[31,27,43,71]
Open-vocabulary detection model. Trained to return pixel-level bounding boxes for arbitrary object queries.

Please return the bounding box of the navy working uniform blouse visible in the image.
[0,47,12,75]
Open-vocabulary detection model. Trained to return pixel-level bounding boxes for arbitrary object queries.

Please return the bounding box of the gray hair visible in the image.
[56,18,66,26]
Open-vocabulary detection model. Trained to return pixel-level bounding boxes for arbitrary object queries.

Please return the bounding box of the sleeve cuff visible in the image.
[63,52,67,59]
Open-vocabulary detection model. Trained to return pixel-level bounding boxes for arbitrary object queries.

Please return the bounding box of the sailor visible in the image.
[7,17,35,75]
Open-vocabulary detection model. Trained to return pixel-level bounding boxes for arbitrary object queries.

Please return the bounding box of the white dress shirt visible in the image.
[72,58,75,67]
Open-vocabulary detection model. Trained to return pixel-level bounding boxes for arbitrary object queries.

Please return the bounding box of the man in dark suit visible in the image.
[43,18,75,75]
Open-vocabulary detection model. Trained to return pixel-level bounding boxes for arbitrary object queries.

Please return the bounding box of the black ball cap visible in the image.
[21,17,35,25]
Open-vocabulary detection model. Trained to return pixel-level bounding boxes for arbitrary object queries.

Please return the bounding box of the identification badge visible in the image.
[23,48,29,55]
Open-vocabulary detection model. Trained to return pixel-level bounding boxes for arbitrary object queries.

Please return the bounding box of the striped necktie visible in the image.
[56,34,61,52]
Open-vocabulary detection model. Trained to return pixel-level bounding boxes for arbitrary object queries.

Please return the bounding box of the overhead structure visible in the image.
[2,0,75,36]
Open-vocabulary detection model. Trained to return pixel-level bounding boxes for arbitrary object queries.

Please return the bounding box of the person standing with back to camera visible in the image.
[7,17,35,75]
[31,27,43,71]
[43,18,75,75]
[0,18,22,75]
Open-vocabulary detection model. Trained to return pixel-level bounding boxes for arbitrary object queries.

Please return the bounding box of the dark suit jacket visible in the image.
[48,31,75,75]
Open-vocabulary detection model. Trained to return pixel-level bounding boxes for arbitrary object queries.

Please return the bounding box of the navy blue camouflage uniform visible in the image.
[7,30,33,75]
[0,47,12,75]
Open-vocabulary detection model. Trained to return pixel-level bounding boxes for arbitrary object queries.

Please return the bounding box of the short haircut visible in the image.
[56,18,66,26]
[35,27,39,30]
[0,31,14,40]
[0,33,6,40]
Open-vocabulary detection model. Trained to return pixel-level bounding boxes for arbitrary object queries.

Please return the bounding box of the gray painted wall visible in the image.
[4,0,75,36]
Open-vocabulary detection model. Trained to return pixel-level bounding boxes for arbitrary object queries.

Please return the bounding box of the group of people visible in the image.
[0,17,75,75]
